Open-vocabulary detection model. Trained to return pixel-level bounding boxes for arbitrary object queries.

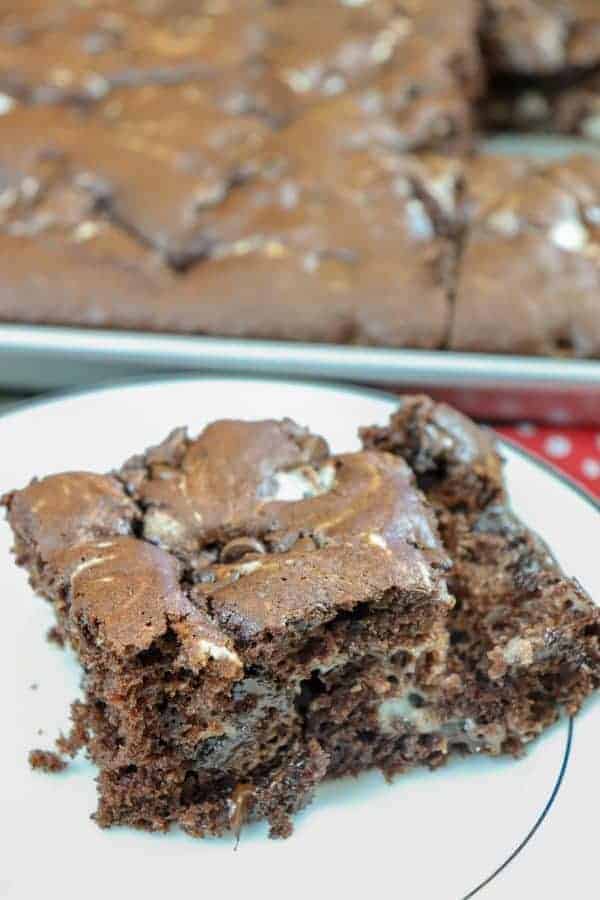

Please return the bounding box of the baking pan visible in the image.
[0,323,598,424]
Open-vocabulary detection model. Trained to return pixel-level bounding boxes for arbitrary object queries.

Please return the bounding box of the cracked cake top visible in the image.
[3,417,451,668]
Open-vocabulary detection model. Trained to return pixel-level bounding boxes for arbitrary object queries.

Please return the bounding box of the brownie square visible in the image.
[0,138,455,346]
[361,395,600,757]
[4,417,451,838]
[482,0,600,77]
[450,154,600,356]
[480,2,600,144]
[0,0,483,343]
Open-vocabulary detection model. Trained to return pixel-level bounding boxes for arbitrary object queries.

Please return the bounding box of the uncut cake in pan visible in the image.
[1,0,599,356]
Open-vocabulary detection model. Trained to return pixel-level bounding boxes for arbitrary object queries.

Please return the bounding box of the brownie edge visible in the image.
[361,395,600,757]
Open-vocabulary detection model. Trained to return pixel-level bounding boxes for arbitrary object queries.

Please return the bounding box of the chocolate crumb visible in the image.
[47,626,65,648]
[29,749,68,773]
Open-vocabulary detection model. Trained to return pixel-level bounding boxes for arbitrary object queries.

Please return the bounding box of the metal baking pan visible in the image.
[0,323,598,424]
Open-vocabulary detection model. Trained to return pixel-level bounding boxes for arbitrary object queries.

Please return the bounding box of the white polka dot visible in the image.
[516,422,537,437]
[581,458,600,480]
[544,435,572,459]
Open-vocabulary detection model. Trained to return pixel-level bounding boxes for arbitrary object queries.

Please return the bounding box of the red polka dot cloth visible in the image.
[496,424,600,501]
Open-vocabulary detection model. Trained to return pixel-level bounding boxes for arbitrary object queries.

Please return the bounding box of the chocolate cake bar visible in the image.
[482,0,600,136]
[5,399,599,837]
[361,395,600,757]
[4,417,452,837]
[482,0,600,78]
[0,126,456,345]
[450,153,600,355]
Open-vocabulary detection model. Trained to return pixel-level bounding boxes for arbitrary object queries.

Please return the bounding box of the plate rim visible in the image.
[2,373,597,899]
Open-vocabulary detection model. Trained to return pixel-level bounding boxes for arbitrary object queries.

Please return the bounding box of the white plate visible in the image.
[3,377,599,900]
